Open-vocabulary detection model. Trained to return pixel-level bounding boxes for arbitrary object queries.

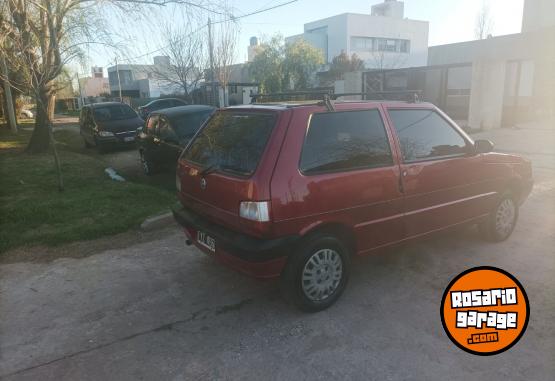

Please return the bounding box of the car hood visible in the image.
[97,117,144,133]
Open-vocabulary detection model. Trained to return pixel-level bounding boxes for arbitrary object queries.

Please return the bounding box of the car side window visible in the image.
[388,109,468,162]
[158,117,179,143]
[146,115,158,135]
[300,109,393,175]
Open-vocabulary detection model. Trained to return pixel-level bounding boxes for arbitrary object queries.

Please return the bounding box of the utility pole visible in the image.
[115,56,123,102]
[207,18,217,107]
[1,53,17,133]
[75,72,83,109]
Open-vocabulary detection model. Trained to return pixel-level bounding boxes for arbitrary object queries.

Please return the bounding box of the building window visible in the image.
[350,37,410,53]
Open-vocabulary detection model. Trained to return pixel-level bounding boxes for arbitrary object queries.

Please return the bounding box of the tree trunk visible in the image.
[1,55,18,133]
[27,88,51,153]
[47,92,56,120]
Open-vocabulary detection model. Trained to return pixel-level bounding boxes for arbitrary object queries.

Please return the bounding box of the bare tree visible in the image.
[475,0,493,40]
[0,0,226,153]
[150,20,208,102]
[213,19,239,106]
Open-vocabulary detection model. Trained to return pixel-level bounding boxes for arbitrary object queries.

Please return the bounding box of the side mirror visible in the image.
[474,139,494,154]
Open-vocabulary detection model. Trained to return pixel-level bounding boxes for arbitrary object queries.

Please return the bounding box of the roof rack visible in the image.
[251,90,422,105]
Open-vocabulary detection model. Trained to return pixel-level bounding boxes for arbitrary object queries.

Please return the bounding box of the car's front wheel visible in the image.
[281,234,350,312]
[479,193,519,242]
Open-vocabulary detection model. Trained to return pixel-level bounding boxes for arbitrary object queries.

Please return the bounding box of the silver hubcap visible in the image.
[495,198,516,237]
[302,249,343,302]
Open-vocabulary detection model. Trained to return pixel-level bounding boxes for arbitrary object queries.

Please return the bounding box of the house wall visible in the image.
[286,10,429,69]
[79,77,109,97]
[429,27,555,128]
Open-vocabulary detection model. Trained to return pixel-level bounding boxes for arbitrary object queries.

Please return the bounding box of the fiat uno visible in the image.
[172,99,533,311]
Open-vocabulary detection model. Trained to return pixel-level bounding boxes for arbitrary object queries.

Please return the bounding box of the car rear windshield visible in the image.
[183,111,276,176]
[93,105,136,121]
[171,110,213,140]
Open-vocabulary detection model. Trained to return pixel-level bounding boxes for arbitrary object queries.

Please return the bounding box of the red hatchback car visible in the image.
[173,100,533,311]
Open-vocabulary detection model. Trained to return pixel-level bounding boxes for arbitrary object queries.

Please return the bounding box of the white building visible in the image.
[285,0,429,69]
[107,56,182,99]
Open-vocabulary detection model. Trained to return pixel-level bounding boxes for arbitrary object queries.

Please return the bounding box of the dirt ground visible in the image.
[1,123,554,380]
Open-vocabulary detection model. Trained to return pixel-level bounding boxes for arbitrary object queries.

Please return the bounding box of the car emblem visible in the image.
[200,178,207,190]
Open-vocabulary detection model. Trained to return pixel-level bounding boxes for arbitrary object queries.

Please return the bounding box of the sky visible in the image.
[79,0,525,76]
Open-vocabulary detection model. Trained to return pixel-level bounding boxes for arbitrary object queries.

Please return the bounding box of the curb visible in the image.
[140,211,175,231]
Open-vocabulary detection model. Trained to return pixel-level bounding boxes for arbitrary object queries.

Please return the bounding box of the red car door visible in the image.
[271,105,406,253]
[386,106,495,238]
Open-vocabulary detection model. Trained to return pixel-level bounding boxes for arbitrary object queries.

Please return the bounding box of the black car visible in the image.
[80,102,144,152]
[137,98,188,119]
[137,105,215,175]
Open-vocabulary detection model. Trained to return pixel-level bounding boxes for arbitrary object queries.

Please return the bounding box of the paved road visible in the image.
[1,126,554,380]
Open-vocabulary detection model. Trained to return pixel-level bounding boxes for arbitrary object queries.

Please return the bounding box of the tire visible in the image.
[84,138,92,148]
[140,150,156,175]
[281,234,350,312]
[479,193,519,242]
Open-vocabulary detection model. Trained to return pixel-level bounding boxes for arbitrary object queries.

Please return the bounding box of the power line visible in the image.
[108,0,299,65]
[213,0,298,24]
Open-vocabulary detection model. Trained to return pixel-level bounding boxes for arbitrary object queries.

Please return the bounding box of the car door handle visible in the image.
[398,170,407,193]
[153,137,161,144]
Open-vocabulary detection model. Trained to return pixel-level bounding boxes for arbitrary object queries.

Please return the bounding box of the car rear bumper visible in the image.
[95,131,137,145]
[172,205,298,278]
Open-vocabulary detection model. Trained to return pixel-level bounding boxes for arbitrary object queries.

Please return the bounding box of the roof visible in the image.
[229,100,433,110]
[143,98,187,107]
[150,105,216,117]
[87,102,128,108]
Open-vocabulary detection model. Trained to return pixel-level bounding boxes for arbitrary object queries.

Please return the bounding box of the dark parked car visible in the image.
[137,98,188,119]
[137,105,215,175]
[172,100,533,312]
[79,102,144,152]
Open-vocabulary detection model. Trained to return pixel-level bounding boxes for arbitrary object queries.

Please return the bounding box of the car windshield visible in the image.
[93,105,137,121]
[171,110,213,140]
[183,112,276,176]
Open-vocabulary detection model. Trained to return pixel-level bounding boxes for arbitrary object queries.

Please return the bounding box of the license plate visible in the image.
[197,231,216,252]
[124,136,135,142]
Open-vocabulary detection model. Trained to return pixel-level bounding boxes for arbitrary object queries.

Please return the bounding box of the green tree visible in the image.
[249,35,285,93]
[323,51,365,84]
[250,36,324,93]
[283,39,324,90]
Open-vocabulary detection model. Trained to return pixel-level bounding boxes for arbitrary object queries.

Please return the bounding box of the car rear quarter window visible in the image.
[388,109,468,162]
[183,112,276,177]
[300,109,393,175]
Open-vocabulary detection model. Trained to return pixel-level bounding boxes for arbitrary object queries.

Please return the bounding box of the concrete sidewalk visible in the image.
[471,122,555,171]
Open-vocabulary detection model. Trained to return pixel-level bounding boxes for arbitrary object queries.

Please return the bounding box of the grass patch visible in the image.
[0,128,176,253]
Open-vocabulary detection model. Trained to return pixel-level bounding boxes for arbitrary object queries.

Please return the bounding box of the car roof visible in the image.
[150,105,216,117]
[87,102,131,108]
[228,100,435,111]
[144,98,186,106]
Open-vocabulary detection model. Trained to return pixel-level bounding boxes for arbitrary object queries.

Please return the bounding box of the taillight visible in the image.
[239,201,270,222]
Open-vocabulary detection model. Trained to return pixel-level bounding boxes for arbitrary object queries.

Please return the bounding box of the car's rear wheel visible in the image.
[281,234,350,312]
[479,193,519,242]
[140,150,156,175]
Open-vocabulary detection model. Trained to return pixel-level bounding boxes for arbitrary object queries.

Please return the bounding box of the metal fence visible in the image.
[363,63,473,121]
